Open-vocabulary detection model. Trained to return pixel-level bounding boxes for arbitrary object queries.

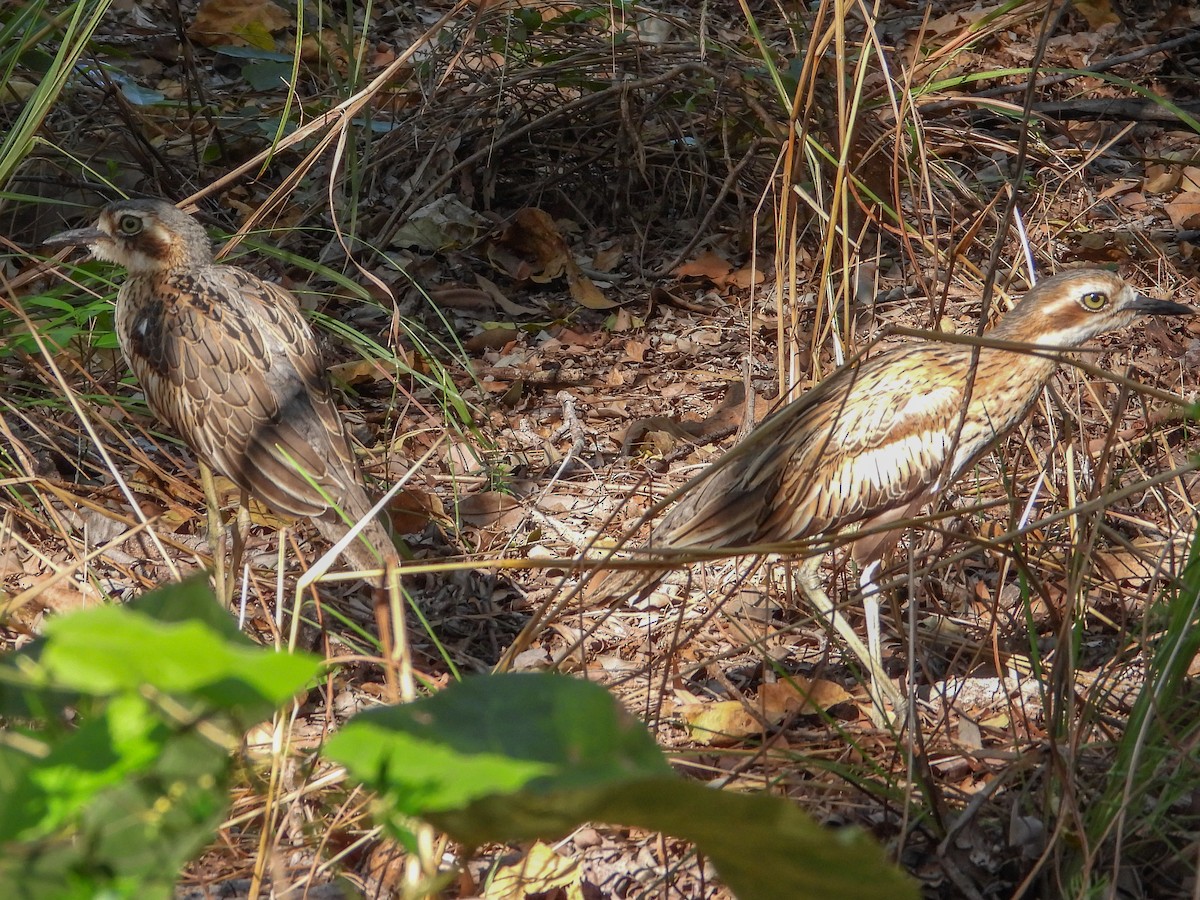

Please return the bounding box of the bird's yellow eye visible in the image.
[1081,291,1108,310]
[117,214,143,236]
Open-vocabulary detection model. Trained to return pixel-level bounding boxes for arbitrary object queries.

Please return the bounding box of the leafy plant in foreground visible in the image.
[327,673,918,899]
[0,577,917,898]
[0,577,322,898]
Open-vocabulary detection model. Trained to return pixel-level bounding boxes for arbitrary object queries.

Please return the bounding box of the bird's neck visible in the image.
[974,343,1062,396]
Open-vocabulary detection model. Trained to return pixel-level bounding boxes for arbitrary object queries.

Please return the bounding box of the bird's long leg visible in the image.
[797,555,902,727]
[230,493,252,618]
[375,568,400,703]
[858,559,909,727]
[199,462,229,606]
[859,559,884,695]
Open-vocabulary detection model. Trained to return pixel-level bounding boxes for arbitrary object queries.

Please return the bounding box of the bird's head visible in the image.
[992,269,1193,346]
[44,199,213,275]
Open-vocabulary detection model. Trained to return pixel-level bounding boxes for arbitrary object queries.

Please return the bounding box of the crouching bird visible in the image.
[592,269,1192,724]
[44,199,399,591]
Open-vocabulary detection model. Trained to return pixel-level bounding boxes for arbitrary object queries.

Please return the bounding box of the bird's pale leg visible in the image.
[199,462,230,606]
[797,555,901,727]
[848,499,924,725]
[858,559,907,725]
[859,559,883,685]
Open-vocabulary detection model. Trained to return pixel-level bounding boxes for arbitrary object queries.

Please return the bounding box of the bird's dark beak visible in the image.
[43,227,106,249]
[1128,293,1195,317]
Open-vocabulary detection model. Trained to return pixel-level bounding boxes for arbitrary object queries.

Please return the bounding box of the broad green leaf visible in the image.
[241,60,292,91]
[327,673,917,899]
[0,577,295,897]
[0,693,165,841]
[327,673,670,819]
[39,578,320,716]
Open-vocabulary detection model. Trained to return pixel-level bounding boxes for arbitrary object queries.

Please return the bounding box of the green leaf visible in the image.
[327,673,917,899]
[39,577,320,716]
[602,780,915,900]
[0,725,229,898]
[233,21,277,53]
[22,294,75,313]
[215,45,292,61]
[0,576,320,724]
[327,672,670,821]
[241,60,292,91]
[0,577,301,897]
[123,574,251,639]
[0,693,165,841]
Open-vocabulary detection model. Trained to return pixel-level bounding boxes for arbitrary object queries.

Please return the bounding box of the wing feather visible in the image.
[654,346,971,549]
[118,265,372,522]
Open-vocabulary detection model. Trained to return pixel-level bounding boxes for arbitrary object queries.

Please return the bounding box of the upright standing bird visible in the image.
[44,199,398,577]
[595,269,1192,721]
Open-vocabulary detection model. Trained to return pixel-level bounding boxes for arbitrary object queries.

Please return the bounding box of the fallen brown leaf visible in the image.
[566,260,617,309]
[622,339,648,362]
[729,262,766,288]
[759,677,852,718]
[1166,192,1200,229]
[1144,163,1182,194]
[456,491,524,529]
[493,207,569,281]
[474,274,540,315]
[1071,0,1120,28]
[189,0,292,49]
[673,249,733,282]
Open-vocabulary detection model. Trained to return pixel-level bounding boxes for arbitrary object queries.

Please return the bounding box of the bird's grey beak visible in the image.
[1127,293,1194,317]
[43,227,106,249]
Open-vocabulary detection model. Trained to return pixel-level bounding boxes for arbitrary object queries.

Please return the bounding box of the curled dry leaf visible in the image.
[1070,0,1120,28]
[567,262,617,309]
[673,249,733,282]
[1144,163,1182,194]
[388,487,440,535]
[300,28,350,73]
[673,250,764,290]
[489,208,617,308]
[592,243,623,272]
[608,306,645,332]
[475,273,541,316]
[514,208,567,280]
[728,263,765,289]
[758,678,853,718]
[327,359,396,384]
[623,339,648,363]
[456,491,524,530]
[392,195,489,251]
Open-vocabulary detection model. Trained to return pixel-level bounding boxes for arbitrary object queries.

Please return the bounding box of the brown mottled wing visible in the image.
[651,346,969,550]
[117,265,370,522]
